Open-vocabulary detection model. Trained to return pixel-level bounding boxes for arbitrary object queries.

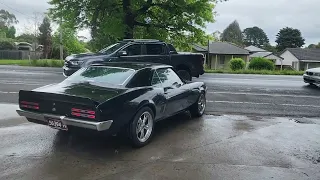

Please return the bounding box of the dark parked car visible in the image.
[17,62,207,147]
[63,39,205,81]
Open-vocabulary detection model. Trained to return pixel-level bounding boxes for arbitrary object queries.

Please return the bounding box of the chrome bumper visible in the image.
[16,109,113,131]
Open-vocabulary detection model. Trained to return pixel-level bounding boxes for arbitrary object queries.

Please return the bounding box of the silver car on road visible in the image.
[303,68,320,85]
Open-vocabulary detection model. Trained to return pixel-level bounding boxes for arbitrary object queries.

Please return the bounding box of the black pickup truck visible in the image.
[63,39,205,81]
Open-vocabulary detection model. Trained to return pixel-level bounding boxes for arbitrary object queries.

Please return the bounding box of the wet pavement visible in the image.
[0,106,320,180]
[1,66,320,179]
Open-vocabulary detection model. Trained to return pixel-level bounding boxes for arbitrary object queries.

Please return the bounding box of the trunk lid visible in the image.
[19,82,127,120]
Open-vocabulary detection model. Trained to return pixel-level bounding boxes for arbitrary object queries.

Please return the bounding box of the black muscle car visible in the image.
[63,39,205,81]
[17,62,207,147]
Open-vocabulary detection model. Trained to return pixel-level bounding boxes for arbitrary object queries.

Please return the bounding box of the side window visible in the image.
[127,68,152,88]
[123,44,142,56]
[156,68,182,87]
[151,71,162,87]
[146,44,166,55]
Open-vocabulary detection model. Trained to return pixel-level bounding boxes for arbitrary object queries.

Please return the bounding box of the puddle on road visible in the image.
[233,121,254,131]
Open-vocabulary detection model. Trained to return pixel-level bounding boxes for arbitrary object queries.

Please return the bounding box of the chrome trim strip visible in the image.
[16,109,113,131]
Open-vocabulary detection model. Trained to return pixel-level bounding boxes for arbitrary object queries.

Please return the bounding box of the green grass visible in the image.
[0,59,64,67]
[205,69,304,75]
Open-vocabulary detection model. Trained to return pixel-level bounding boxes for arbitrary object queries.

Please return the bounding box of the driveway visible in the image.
[0,66,320,180]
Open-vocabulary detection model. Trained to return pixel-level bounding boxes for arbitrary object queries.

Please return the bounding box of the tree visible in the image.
[308,43,320,49]
[51,24,87,59]
[6,26,16,38]
[48,0,222,50]
[220,20,243,46]
[264,44,278,54]
[16,33,37,44]
[0,9,18,38]
[0,9,18,27]
[275,27,305,52]
[243,26,269,47]
[38,16,52,58]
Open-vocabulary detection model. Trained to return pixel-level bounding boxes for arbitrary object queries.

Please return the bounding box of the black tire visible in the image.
[128,107,155,148]
[309,83,314,86]
[189,93,206,118]
[177,69,192,81]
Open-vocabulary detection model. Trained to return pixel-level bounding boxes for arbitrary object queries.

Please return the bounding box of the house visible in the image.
[245,45,283,67]
[280,48,320,71]
[245,45,267,53]
[193,42,250,69]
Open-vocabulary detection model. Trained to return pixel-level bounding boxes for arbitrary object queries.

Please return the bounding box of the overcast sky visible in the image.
[1,0,319,45]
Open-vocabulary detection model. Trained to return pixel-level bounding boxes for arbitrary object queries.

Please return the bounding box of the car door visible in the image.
[141,43,171,65]
[155,68,189,116]
[118,44,144,62]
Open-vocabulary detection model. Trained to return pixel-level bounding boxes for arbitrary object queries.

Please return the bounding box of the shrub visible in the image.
[0,40,14,50]
[248,57,275,70]
[229,58,245,71]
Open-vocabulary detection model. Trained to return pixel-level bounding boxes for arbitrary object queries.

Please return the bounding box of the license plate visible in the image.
[47,118,68,131]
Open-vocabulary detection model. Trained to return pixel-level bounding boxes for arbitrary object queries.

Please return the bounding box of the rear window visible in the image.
[65,66,135,85]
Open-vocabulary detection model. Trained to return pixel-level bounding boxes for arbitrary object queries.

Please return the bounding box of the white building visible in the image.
[280,48,320,71]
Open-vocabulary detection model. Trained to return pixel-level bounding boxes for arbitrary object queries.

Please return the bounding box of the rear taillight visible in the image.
[20,101,39,110]
[71,108,95,119]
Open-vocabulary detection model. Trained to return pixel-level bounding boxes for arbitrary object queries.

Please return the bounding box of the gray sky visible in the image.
[1,0,319,45]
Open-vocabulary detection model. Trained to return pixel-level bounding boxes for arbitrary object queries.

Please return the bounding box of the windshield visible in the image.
[98,43,127,54]
[65,66,135,85]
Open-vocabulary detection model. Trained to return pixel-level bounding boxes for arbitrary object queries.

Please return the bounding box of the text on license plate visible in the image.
[48,118,68,130]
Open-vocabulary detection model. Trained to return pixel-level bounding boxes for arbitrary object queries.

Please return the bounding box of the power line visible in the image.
[0,1,33,19]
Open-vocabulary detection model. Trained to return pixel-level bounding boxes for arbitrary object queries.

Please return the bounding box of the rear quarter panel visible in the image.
[97,87,166,133]
[181,81,207,108]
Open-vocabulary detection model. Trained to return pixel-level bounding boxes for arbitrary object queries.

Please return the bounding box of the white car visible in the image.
[303,68,320,85]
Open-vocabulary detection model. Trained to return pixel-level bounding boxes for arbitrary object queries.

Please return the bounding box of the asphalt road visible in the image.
[0,65,319,117]
[0,66,320,180]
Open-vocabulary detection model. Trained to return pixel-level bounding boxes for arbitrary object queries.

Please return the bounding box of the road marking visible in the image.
[0,81,45,86]
[208,100,320,108]
[208,91,320,99]
[200,77,301,82]
[0,91,18,94]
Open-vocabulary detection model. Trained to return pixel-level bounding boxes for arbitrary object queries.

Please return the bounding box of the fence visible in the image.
[0,50,43,60]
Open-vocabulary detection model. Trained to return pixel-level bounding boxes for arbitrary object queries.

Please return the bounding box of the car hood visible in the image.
[33,81,127,103]
[307,67,320,72]
[65,52,110,61]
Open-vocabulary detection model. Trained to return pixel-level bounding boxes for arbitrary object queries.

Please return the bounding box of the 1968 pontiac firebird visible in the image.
[16,62,207,147]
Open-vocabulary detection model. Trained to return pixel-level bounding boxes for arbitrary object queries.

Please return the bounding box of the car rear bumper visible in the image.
[16,109,113,131]
[303,74,320,84]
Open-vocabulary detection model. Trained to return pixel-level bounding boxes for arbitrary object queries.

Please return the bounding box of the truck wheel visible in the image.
[177,69,192,81]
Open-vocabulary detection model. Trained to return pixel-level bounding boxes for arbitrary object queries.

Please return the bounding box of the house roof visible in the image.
[286,48,320,61]
[208,42,249,55]
[250,52,273,58]
[245,45,267,52]
[192,44,207,52]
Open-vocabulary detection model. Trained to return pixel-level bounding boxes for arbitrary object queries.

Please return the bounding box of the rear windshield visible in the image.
[65,66,135,85]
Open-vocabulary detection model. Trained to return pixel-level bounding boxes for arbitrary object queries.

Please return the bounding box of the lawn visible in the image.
[205,69,305,75]
[0,59,64,67]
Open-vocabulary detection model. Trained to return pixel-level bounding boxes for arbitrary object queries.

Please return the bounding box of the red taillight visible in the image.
[71,108,95,119]
[20,101,39,110]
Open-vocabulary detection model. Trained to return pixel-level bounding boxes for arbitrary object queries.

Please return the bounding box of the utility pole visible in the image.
[59,16,63,60]
[207,39,210,69]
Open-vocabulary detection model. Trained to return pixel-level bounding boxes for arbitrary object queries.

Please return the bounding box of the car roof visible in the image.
[91,62,172,70]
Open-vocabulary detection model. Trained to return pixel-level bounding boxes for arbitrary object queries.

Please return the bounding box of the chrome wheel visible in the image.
[198,94,206,115]
[136,111,153,143]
